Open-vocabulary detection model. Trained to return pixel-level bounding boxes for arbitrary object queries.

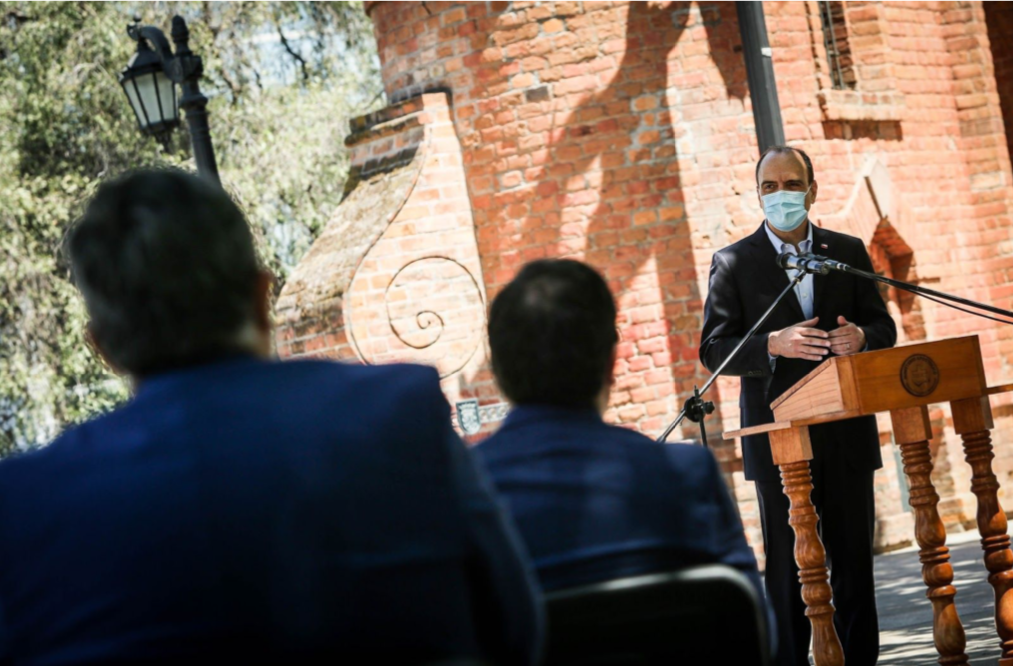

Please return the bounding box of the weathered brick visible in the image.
[295,0,1013,560]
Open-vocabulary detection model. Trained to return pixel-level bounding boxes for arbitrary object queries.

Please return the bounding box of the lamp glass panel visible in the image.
[122,79,147,128]
[134,71,164,128]
[156,70,177,124]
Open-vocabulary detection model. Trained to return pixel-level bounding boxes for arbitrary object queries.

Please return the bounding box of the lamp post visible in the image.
[119,15,220,185]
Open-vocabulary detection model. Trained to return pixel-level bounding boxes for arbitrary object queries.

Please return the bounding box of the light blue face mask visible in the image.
[762,186,811,232]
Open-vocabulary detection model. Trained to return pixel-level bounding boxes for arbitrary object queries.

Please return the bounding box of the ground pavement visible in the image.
[877,530,1004,665]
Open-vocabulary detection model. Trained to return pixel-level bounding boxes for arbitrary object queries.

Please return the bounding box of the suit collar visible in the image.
[811,223,830,250]
[134,353,263,399]
[811,224,831,308]
[500,403,603,430]
[746,221,771,249]
[762,220,813,254]
[746,222,806,320]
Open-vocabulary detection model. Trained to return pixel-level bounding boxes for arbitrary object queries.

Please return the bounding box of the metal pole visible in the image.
[171,16,220,185]
[657,271,805,443]
[736,1,785,154]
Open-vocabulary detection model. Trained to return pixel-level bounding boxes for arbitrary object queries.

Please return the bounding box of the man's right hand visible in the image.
[767,316,831,361]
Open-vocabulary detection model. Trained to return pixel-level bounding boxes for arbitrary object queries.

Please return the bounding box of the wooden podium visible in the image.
[724,336,1013,666]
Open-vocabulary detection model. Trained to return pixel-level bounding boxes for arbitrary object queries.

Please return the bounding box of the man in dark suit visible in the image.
[475,259,766,610]
[0,169,542,665]
[700,146,897,666]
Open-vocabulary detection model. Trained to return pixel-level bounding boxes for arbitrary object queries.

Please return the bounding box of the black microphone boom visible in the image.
[804,253,1013,324]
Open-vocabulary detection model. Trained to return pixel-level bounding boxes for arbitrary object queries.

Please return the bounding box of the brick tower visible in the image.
[278,1,1013,558]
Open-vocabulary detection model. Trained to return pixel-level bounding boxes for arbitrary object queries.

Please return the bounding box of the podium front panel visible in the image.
[848,336,986,414]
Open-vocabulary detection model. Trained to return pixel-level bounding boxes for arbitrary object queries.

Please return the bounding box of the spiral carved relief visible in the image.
[348,256,486,378]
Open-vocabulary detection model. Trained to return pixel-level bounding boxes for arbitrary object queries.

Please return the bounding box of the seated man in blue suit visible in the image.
[474,259,765,604]
[0,169,541,666]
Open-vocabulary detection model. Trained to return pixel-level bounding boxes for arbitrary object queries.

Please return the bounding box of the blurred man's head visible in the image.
[488,259,618,413]
[65,169,272,380]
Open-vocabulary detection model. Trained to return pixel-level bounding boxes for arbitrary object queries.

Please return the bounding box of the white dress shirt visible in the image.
[766,221,813,370]
[765,220,814,319]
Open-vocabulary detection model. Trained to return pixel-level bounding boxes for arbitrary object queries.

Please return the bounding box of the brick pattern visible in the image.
[292,0,1013,560]
[939,3,1013,533]
[277,93,498,429]
[814,1,908,122]
[819,1,855,90]
[763,0,1013,548]
[370,1,747,446]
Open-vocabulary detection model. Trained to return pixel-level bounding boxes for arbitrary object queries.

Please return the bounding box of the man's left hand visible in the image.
[829,316,865,356]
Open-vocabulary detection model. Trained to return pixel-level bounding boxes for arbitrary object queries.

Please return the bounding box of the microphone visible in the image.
[776,251,828,275]
[775,251,850,275]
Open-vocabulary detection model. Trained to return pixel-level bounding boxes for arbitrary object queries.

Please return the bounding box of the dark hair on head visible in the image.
[755,145,815,186]
[488,259,618,408]
[64,168,261,377]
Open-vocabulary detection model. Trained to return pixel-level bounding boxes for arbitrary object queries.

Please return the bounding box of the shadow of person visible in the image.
[528,1,745,434]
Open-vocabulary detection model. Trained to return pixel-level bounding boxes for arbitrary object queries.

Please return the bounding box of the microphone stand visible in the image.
[659,252,1013,447]
[657,270,806,446]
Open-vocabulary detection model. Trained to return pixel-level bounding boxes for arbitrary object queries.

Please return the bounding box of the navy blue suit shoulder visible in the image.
[474,405,764,602]
[0,357,541,665]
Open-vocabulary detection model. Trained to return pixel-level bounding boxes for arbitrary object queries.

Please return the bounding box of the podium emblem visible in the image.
[900,354,940,397]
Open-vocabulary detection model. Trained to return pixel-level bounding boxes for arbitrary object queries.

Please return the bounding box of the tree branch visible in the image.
[276,25,309,83]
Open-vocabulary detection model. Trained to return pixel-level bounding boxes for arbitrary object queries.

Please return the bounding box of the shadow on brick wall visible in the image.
[522,1,745,433]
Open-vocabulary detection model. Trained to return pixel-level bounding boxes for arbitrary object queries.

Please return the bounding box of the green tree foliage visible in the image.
[0,1,383,453]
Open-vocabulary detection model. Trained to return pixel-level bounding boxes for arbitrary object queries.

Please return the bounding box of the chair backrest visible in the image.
[543,564,770,666]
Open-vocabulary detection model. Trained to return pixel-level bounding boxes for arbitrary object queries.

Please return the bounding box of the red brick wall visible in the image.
[284,0,1013,559]
[369,0,745,441]
[276,93,499,429]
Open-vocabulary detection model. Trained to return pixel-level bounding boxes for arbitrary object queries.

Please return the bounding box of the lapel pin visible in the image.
[820,243,828,249]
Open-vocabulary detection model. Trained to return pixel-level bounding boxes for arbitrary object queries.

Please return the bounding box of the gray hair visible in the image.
[64,169,261,377]
[755,145,815,186]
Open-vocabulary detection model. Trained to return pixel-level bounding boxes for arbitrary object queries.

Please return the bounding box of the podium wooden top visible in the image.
[724,413,859,439]
[723,336,991,440]
[772,336,985,420]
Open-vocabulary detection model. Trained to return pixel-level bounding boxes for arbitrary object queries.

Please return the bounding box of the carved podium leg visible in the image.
[891,406,969,666]
[770,427,844,666]
[952,397,1013,664]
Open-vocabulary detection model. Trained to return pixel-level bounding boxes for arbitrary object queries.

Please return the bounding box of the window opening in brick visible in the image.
[818,1,855,90]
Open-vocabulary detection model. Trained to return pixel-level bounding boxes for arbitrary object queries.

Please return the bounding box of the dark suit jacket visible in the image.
[699,223,897,482]
[0,357,541,666]
[474,405,765,601]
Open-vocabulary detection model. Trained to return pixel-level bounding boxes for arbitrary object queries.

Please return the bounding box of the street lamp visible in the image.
[119,15,220,184]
